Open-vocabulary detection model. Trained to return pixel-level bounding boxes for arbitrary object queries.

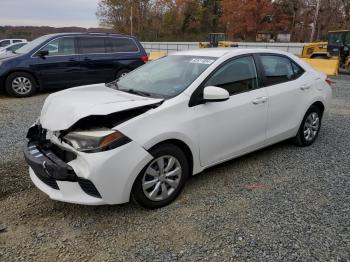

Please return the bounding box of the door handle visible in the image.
[252,96,268,105]
[69,58,76,62]
[300,84,311,90]
[84,57,92,61]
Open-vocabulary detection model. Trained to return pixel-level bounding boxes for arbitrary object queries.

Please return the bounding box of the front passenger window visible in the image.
[205,56,258,95]
[260,55,294,86]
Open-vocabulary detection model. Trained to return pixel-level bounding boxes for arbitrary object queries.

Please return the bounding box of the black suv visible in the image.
[0,33,148,97]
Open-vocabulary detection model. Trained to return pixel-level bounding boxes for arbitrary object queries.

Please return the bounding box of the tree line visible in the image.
[97,0,350,42]
[0,26,113,41]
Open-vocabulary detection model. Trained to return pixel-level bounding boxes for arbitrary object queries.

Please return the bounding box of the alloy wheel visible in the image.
[303,112,320,142]
[120,72,128,78]
[12,77,32,95]
[142,155,182,202]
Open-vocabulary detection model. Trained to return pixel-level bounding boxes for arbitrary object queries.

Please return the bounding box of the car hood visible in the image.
[40,84,163,131]
[0,52,20,61]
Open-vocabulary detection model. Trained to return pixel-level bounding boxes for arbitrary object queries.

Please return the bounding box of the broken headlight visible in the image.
[63,130,131,153]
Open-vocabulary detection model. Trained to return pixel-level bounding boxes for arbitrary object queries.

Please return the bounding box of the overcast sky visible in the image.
[0,0,100,28]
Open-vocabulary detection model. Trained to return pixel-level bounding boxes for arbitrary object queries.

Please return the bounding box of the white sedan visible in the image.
[24,48,332,209]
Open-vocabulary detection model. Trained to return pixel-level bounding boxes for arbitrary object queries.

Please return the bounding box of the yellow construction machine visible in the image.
[199,33,238,48]
[301,30,350,76]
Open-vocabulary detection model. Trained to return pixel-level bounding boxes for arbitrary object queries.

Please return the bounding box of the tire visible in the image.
[294,105,322,147]
[5,72,37,97]
[115,69,131,80]
[132,144,189,209]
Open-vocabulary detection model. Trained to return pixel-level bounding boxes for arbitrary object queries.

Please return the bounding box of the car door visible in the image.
[31,37,82,88]
[77,36,116,85]
[193,55,268,167]
[258,54,313,144]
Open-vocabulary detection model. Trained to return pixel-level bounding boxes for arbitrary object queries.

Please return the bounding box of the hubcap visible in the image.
[120,72,128,77]
[303,112,320,142]
[12,77,32,95]
[142,156,182,202]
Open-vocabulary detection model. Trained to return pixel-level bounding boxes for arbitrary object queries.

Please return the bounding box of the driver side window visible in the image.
[205,56,259,95]
[39,37,76,56]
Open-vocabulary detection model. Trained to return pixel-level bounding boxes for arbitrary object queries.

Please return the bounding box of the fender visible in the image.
[297,96,327,129]
[3,68,43,89]
[142,131,203,175]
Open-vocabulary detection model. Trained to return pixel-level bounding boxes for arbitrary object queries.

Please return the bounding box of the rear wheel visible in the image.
[294,105,322,147]
[5,72,37,97]
[132,144,189,209]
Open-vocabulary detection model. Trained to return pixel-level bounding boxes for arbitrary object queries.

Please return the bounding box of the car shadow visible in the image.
[43,139,295,214]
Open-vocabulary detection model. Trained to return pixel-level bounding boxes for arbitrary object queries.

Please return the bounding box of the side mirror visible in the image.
[37,50,49,58]
[203,86,229,102]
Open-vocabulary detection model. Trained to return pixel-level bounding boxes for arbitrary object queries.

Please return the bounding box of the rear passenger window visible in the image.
[292,62,305,79]
[109,37,139,53]
[260,55,294,86]
[205,56,258,95]
[78,37,106,54]
[13,40,22,43]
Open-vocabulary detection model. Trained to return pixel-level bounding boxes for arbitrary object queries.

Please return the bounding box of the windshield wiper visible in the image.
[106,82,152,97]
[106,80,119,89]
[123,89,151,97]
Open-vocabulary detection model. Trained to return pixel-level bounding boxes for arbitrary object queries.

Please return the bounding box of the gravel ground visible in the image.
[0,78,349,261]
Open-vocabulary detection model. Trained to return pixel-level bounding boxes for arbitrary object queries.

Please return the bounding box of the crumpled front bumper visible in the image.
[24,126,153,205]
[24,141,104,204]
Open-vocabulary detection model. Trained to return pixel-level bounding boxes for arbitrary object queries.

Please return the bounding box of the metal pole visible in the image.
[310,0,320,42]
[130,7,133,36]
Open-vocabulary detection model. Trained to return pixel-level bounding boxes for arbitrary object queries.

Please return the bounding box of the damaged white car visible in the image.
[24,49,332,209]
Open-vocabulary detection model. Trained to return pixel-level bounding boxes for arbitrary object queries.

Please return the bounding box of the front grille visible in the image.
[35,170,101,197]
[78,179,102,198]
[35,172,59,190]
[49,144,77,163]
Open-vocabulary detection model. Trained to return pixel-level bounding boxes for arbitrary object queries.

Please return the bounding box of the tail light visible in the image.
[325,78,332,86]
[141,55,149,63]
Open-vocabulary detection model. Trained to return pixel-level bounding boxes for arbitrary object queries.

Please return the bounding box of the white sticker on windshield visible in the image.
[190,58,215,65]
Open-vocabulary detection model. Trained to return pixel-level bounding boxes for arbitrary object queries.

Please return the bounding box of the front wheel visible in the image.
[294,105,322,146]
[132,144,189,209]
[5,72,37,97]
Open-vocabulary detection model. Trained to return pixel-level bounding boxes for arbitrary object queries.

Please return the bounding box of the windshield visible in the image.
[328,32,346,46]
[8,43,26,52]
[15,35,52,54]
[116,55,216,98]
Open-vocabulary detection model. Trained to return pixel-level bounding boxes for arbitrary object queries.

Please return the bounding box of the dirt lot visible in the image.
[0,77,349,261]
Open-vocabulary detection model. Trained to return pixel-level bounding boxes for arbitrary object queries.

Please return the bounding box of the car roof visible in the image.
[44,32,134,38]
[8,42,26,46]
[171,48,293,58]
[0,39,26,41]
